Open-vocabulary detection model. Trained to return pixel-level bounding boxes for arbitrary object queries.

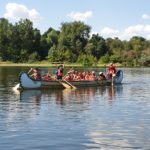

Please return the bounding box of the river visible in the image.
[0,67,150,150]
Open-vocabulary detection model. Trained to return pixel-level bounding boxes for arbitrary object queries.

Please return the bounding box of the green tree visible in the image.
[85,34,108,59]
[0,18,13,60]
[57,21,91,61]
[129,36,146,51]
[41,27,59,60]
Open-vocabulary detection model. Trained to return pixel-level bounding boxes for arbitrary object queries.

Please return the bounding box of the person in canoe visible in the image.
[106,63,116,79]
[55,64,64,80]
[42,72,52,81]
[28,68,42,80]
[98,72,106,80]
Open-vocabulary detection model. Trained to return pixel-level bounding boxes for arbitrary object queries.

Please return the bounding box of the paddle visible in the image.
[28,68,33,74]
[57,79,72,89]
[62,79,77,89]
[63,67,73,78]
[50,73,71,89]
[62,67,77,89]
[111,76,114,86]
[111,73,115,86]
[55,67,77,89]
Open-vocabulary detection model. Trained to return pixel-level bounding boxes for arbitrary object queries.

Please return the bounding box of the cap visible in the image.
[99,72,103,75]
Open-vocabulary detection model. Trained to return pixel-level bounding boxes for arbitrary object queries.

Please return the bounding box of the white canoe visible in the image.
[18,70,123,89]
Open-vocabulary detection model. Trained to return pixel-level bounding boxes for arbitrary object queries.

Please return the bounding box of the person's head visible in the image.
[35,68,39,72]
[110,62,113,66]
[92,71,95,75]
[99,72,103,75]
[60,64,64,68]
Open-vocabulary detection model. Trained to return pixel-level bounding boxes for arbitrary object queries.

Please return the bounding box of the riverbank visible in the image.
[0,61,123,67]
[0,62,82,67]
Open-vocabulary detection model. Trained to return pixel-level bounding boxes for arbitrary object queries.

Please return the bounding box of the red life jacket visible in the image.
[57,69,63,77]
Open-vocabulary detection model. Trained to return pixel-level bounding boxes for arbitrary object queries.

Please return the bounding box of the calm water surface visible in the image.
[0,67,150,150]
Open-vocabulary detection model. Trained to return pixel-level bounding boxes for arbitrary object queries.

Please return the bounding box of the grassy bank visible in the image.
[0,61,123,67]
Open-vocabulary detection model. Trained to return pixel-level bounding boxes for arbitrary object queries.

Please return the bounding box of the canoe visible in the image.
[18,70,123,89]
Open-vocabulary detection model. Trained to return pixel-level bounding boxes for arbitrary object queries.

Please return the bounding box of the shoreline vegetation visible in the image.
[0,61,131,68]
[0,18,150,67]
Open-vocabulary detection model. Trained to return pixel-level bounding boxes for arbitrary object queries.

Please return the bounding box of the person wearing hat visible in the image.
[98,72,106,80]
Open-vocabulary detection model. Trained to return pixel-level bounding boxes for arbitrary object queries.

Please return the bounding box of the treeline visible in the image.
[0,18,150,66]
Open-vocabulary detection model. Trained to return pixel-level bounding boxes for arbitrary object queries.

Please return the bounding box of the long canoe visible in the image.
[18,70,123,89]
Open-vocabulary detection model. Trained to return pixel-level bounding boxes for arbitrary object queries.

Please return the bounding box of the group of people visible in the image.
[28,64,64,81]
[28,63,117,81]
[64,70,106,81]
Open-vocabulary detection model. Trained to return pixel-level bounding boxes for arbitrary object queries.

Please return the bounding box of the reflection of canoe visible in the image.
[18,70,123,89]
[20,90,42,101]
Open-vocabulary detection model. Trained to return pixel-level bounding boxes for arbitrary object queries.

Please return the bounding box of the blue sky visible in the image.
[1,0,150,40]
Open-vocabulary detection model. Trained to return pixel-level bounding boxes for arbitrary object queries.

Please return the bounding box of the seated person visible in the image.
[65,72,73,81]
[98,72,106,80]
[90,71,97,80]
[28,68,41,80]
[85,71,91,80]
[42,72,52,81]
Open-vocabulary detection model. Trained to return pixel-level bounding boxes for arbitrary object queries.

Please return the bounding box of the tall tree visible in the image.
[0,18,13,60]
[85,34,108,59]
[57,21,91,61]
[41,27,59,60]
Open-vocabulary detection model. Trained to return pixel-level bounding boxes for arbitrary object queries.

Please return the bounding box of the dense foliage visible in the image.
[0,18,150,66]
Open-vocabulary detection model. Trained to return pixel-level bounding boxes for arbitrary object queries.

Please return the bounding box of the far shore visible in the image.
[0,62,123,68]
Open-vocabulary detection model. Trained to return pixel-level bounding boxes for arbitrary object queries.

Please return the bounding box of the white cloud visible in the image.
[67,11,93,21]
[124,25,144,34]
[120,24,150,40]
[100,27,119,35]
[93,24,150,40]
[4,3,41,22]
[146,34,150,39]
[142,14,150,20]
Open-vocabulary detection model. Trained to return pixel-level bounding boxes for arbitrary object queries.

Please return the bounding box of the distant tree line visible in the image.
[0,18,150,66]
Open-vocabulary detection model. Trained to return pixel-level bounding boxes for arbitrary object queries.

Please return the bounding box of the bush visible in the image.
[28,52,40,63]
[77,54,97,67]
[99,53,110,63]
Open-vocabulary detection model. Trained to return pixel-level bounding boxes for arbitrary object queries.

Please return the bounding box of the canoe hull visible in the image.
[18,70,123,89]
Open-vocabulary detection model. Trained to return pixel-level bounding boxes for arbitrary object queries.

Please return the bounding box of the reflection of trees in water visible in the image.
[0,67,22,87]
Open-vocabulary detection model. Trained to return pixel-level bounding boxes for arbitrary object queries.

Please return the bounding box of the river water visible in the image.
[0,67,150,150]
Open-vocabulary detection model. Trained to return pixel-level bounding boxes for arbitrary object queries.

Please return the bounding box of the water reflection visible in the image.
[20,90,42,105]
[18,85,123,106]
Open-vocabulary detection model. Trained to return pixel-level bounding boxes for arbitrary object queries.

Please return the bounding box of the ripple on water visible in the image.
[0,68,150,149]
